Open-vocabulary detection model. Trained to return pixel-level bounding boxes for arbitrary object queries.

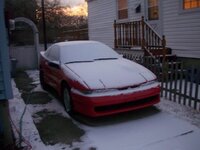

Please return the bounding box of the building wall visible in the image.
[88,0,200,58]
[88,0,116,48]
[9,45,47,70]
[10,46,38,70]
[0,0,13,100]
[162,0,200,58]
[128,0,145,21]
[87,0,145,48]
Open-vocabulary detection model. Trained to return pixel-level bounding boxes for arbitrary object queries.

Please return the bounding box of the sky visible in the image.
[60,0,85,7]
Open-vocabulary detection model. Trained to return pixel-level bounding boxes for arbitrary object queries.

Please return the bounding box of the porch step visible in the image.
[146,54,177,61]
[115,46,143,51]
[145,47,172,56]
[157,54,177,61]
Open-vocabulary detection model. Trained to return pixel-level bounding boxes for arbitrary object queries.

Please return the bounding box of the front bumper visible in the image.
[71,85,160,117]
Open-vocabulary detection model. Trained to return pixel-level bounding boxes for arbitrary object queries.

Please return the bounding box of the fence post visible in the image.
[162,35,166,63]
[114,20,117,49]
[141,16,145,50]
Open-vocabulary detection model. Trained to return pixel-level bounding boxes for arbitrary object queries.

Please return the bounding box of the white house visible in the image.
[87,0,200,58]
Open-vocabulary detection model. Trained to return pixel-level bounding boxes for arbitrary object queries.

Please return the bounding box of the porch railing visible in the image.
[114,16,166,58]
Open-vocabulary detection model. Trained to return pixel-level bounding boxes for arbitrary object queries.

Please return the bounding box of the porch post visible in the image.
[114,20,117,48]
[162,35,166,63]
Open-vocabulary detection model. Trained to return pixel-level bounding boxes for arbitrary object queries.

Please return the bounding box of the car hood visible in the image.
[65,58,156,90]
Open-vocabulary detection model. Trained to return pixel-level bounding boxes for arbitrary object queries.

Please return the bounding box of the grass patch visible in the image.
[14,71,36,92]
[178,57,200,68]
[21,91,52,104]
[14,71,53,104]
[34,109,56,118]
[34,110,85,146]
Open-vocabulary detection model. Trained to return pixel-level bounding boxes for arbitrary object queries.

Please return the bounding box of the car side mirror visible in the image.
[48,61,60,69]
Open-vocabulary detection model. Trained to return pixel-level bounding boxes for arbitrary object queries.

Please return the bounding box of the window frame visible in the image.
[147,0,159,20]
[183,0,200,10]
[179,0,200,13]
[117,0,128,20]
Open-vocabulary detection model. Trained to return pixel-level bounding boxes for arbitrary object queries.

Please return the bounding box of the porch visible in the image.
[114,16,169,58]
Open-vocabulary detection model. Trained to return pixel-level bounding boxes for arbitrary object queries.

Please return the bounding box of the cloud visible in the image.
[60,0,85,7]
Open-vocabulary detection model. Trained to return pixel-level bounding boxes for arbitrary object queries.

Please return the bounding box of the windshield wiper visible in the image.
[65,60,93,64]
[94,58,118,61]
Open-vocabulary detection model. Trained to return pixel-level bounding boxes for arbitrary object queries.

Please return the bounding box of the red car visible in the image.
[39,41,160,117]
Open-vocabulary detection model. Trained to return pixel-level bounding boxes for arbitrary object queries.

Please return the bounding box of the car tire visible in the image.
[62,85,73,114]
[39,71,48,90]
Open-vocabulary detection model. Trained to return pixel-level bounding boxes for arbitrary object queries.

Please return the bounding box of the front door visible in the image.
[145,0,162,35]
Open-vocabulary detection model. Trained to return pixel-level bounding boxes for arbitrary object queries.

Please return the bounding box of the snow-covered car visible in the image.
[39,41,160,117]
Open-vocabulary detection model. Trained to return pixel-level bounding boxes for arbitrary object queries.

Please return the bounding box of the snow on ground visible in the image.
[156,98,200,128]
[9,70,200,150]
[80,113,199,150]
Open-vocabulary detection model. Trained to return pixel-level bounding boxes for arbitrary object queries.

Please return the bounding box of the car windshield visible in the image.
[59,41,120,64]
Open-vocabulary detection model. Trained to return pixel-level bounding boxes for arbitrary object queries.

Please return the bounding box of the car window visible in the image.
[60,41,120,64]
[46,45,60,62]
[44,47,50,58]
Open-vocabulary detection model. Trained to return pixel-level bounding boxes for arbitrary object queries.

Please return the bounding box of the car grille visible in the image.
[94,95,159,113]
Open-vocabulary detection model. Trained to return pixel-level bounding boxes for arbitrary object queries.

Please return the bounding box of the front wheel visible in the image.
[62,86,73,114]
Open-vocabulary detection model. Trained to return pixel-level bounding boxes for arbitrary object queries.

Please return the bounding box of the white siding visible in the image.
[88,0,146,48]
[128,0,145,21]
[163,0,200,58]
[88,0,116,48]
[88,0,200,58]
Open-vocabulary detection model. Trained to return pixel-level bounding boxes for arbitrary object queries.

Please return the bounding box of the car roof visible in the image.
[54,40,100,48]
[47,41,120,63]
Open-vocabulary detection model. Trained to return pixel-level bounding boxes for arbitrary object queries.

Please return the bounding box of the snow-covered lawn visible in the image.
[9,70,200,150]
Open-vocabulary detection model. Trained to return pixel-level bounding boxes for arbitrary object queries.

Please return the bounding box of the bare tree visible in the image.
[6,0,88,43]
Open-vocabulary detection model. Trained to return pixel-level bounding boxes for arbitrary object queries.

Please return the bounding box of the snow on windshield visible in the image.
[59,41,120,63]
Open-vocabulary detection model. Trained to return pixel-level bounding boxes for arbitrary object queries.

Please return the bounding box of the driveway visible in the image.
[9,70,200,150]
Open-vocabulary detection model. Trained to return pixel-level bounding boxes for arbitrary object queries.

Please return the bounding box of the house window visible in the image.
[183,0,200,9]
[118,0,128,19]
[148,0,159,20]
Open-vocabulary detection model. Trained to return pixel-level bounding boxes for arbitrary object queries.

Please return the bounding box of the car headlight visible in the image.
[141,79,159,87]
[80,90,93,95]
[71,88,93,95]
[71,88,116,96]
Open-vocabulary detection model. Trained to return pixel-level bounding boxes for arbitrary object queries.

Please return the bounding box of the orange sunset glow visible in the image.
[63,2,88,16]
